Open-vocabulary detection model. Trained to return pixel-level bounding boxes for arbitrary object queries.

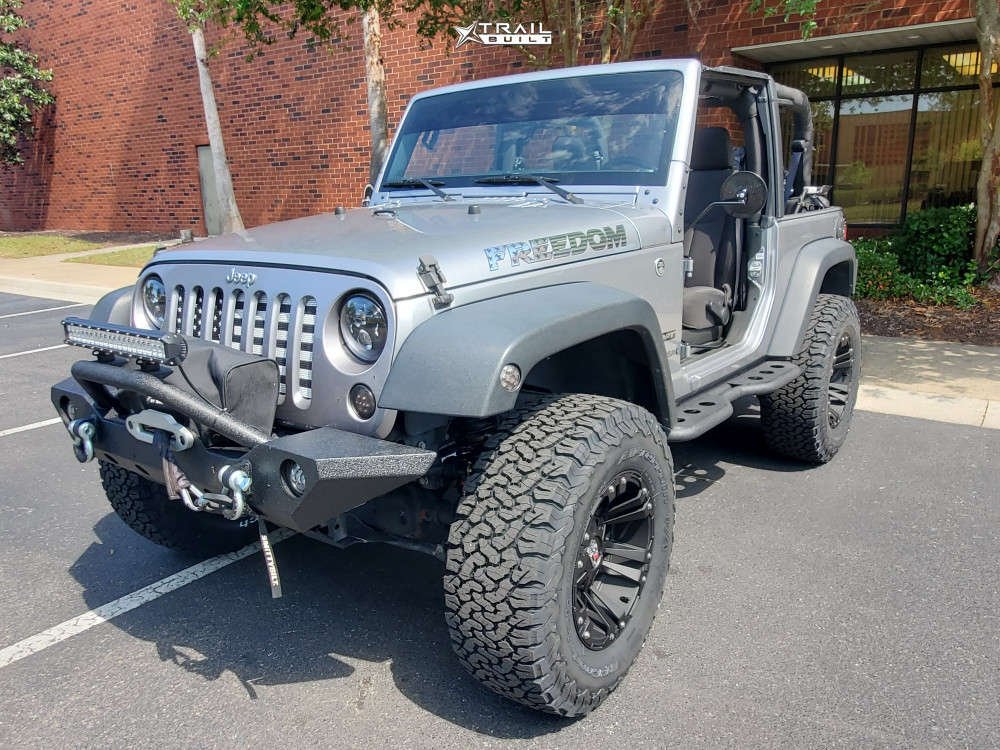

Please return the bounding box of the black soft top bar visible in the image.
[773,83,814,190]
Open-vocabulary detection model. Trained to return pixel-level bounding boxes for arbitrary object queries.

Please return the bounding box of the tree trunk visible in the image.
[974,0,1000,277]
[190,25,244,235]
[600,1,615,64]
[363,6,389,189]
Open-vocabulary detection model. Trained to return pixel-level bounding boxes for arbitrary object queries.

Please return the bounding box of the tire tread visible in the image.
[759,293,860,463]
[444,393,673,716]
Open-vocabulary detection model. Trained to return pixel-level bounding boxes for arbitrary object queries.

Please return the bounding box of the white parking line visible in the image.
[0,528,295,669]
[0,303,85,320]
[0,418,63,438]
[0,344,68,360]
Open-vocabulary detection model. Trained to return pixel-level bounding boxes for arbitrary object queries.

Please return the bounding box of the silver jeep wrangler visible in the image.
[52,59,860,717]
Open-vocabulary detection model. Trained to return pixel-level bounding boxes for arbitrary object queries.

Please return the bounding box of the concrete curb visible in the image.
[856,383,997,430]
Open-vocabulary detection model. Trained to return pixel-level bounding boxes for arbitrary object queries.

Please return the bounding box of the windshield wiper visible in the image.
[381,177,453,201]
[474,174,583,204]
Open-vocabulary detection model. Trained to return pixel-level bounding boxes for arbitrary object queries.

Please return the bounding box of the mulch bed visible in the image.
[857,288,1000,347]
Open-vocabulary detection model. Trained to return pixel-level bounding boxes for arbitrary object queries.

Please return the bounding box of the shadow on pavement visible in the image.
[672,398,813,500]
[67,400,809,739]
[70,516,571,740]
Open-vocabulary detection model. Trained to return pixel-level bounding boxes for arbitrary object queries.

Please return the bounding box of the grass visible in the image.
[65,245,158,268]
[0,235,104,259]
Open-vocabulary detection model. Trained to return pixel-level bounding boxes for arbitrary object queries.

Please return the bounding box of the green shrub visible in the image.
[851,204,985,310]
[854,238,906,301]
[905,278,979,308]
[892,204,976,284]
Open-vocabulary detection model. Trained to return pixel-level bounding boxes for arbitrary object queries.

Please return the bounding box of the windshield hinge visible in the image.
[683,256,695,278]
[417,255,454,308]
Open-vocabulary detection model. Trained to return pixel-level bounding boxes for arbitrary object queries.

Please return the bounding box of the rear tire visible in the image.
[759,293,861,463]
[100,461,256,556]
[444,394,675,716]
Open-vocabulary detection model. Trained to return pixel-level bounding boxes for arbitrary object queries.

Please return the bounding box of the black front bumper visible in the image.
[52,362,436,532]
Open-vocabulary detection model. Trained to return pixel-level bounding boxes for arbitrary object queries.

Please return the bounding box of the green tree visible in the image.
[746,0,820,38]
[0,0,53,168]
[745,0,1000,279]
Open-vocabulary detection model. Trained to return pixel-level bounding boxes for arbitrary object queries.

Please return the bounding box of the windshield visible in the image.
[381,70,685,189]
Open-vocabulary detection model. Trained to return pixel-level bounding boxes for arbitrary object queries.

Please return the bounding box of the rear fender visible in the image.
[768,238,856,357]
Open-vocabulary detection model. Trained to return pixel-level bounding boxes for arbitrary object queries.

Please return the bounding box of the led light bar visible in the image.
[62,317,188,365]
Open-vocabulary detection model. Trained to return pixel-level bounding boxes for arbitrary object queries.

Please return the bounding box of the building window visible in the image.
[771,43,1000,226]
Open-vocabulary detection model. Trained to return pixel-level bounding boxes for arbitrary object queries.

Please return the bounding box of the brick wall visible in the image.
[689,0,973,65]
[0,0,973,233]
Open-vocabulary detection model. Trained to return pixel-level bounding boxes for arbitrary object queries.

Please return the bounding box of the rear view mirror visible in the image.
[720,171,767,218]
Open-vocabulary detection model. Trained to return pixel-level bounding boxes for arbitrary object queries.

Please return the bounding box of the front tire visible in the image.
[444,394,675,716]
[759,293,862,463]
[100,461,256,556]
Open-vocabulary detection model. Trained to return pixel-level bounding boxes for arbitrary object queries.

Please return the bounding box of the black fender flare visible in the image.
[767,237,856,358]
[380,283,675,425]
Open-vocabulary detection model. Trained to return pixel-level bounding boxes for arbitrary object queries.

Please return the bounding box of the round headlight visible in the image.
[339,293,387,363]
[141,275,166,328]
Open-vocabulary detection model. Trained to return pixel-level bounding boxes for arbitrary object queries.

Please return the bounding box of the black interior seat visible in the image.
[682,127,742,345]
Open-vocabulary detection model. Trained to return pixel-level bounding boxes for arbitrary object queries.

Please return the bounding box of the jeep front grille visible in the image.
[151,265,395,434]
[191,286,204,338]
[251,292,268,356]
[167,285,319,408]
[275,294,291,402]
[297,297,317,400]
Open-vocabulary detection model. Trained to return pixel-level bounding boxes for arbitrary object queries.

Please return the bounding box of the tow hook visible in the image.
[179,465,252,521]
[67,418,97,463]
[212,466,282,598]
[218,465,252,521]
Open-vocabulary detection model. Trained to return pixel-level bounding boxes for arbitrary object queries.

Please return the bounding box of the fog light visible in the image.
[349,383,376,420]
[282,460,307,497]
[499,363,521,392]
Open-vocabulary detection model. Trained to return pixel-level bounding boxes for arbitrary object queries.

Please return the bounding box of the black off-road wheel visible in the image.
[759,293,862,464]
[100,461,256,556]
[444,394,675,717]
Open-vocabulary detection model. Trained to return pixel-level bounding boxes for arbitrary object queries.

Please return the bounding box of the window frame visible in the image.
[769,40,1000,227]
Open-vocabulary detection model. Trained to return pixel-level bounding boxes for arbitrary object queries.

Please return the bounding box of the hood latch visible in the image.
[417,255,454,308]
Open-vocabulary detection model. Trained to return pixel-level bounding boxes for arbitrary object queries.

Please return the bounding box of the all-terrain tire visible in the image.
[100,461,256,556]
[444,394,675,716]
[759,293,862,463]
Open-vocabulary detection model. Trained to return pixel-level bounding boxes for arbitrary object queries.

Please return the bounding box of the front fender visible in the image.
[768,238,856,357]
[90,286,133,326]
[380,283,675,424]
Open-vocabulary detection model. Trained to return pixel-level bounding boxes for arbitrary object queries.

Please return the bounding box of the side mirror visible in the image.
[720,171,767,217]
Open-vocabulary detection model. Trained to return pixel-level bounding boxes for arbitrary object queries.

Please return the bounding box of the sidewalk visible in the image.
[0,254,996,430]
[858,336,1000,429]
[0,246,146,304]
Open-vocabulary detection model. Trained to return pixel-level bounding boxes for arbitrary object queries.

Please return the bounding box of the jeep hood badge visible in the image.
[226,267,258,287]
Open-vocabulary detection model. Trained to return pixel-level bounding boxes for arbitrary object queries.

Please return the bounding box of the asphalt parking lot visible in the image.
[0,289,997,748]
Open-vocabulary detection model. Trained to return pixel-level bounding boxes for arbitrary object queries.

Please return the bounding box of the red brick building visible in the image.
[1,0,989,234]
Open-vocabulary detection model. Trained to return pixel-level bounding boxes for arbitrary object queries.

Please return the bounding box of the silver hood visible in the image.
[146,199,670,299]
